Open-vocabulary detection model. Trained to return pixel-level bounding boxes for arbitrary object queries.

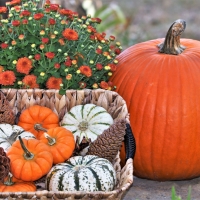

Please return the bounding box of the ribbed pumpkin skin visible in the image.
[110,38,200,181]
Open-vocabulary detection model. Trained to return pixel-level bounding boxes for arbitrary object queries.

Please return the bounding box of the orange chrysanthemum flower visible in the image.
[79,65,92,77]
[34,13,44,20]
[0,7,7,14]
[46,77,62,89]
[0,71,16,85]
[100,81,109,89]
[62,28,78,40]
[16,57,32,75]
[10,0,21,5]
[22,75,39,88]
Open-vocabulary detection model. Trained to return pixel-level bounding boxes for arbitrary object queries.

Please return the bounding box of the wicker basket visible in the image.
[0,88,134,200]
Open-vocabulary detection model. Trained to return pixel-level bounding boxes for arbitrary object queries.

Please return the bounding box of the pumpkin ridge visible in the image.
[68,111,77,120]
[115,47,152,97]
[81,104,85,119]
[149,60,164,179]
[85,156,99,165]
[90,122,112,126]
[153,57,169,178]
[87,111,107,121]
[0,127,8,137]
[100,164,116,189]
[129,57,159,176]
[86,105,97,118]
[58,172,65,191]
[187,57,200,177]
[46,168,60,190]
[118,53,152,110]
[73,170,80,191]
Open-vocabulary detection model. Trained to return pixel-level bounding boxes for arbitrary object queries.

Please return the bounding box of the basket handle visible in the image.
[125,123,136,162]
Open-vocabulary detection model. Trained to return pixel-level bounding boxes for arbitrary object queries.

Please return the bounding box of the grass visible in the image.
[171,186,192,200]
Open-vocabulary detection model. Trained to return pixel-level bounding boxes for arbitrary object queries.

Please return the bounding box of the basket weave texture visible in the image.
[0,88,133,200]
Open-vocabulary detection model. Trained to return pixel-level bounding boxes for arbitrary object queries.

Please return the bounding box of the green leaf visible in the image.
[59,88,66,95]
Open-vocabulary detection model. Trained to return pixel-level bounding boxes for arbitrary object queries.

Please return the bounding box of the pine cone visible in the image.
[0,91,15,125]
[86,119,126,162]
[0,147,10,183]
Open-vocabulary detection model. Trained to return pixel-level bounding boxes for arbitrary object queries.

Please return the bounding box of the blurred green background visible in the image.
[39,0,200,49]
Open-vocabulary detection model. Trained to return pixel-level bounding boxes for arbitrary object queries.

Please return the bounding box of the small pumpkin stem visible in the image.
[4,173,14,186]
[34,123,47,132]
[44,132,56,146]
[158,19,186,55]
[18,136,34,160]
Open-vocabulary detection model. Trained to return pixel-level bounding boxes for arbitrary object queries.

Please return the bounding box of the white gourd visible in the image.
[0,123,36,152]
[46,155,117,192]
[60,104,114,143]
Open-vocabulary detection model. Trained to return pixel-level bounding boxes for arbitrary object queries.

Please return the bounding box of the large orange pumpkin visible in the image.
[110,19,200,180]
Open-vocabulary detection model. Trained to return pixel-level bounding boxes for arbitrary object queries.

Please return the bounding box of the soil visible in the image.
[123,176,200,200]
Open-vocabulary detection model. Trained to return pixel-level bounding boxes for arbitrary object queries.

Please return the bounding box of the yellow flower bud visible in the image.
[113,59,118,64]
[31,44,36,48]
[108,72,112,76]
[92,83,98,89]
[40,30,45,35]
[107,55,112,60]
[40,72,45,76]
[66,74,72,80]
[76,70,80,74]
[18,81,23,85]
[104,66,111,70]
[116,42,121,46]
[50,34,56,39]
[72,60,77,65]
[12,60,17,64]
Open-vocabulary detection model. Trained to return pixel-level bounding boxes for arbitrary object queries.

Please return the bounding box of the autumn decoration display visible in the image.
[0,0,134,196]
[0,0,121,94]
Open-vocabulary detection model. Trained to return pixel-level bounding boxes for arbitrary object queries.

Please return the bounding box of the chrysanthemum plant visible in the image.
[0,0,122,94]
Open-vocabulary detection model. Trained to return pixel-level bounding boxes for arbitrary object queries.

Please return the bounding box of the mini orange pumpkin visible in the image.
[0,173,36,192]
[7,136,53,182]
[39,126,75,164]
[17,105,59,139]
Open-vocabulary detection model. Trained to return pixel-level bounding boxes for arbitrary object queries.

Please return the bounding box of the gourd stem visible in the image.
[4,173,14,186]
[44,133,56,146]
[158,19,186,55]
[18,136,34,160]
[34,123,47,132]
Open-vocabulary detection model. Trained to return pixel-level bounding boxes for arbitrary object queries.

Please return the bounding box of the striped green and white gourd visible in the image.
[46,155,117,192]
[60,104,114,143]
[0,123,36,152]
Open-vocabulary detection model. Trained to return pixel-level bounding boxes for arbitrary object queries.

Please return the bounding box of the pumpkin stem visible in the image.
[34,123,47,132]
[7,131,21,145]
[44,132,56,146]
[158,19,186,55]
[4,173,14,186]
[18,136,34,160]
